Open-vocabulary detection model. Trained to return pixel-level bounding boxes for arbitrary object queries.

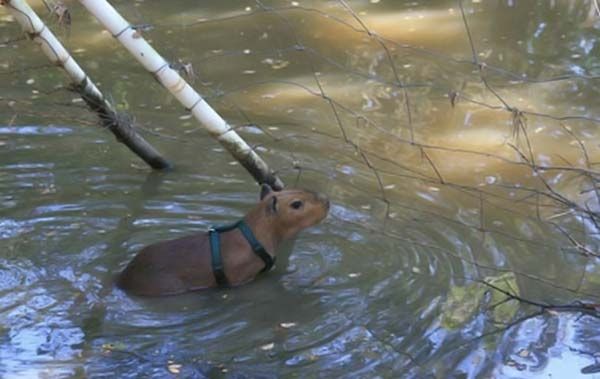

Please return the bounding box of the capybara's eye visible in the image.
[290,200,303,209]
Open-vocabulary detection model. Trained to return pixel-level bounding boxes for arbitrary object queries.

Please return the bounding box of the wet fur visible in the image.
[117,185,329,296]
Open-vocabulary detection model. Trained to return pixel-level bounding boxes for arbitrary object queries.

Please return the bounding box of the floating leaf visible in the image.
[260,342,275,351]
[167,363,182,374]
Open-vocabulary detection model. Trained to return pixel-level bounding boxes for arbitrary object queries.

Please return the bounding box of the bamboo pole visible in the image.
[77,0,284,190]
[1,0,171,169]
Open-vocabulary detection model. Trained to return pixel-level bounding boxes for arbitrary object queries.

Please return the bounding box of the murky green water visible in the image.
[1,1,600,378]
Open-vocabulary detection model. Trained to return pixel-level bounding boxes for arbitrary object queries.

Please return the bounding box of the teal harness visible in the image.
[208,220,275,287]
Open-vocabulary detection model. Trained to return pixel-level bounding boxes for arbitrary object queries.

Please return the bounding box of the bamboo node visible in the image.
[153,62,169,75]
[113,25,131,38]
[167,76,187,93]
[26,24,46,39]
[56,53,70,67]
[187,97,203,112]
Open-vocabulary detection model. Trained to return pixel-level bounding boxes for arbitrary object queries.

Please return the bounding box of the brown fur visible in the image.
[117,186,329,296]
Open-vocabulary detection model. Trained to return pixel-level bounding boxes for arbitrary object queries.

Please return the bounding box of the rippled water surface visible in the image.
[2,1,600,378]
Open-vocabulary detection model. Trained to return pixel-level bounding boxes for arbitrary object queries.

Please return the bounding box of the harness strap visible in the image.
[209,220,276,287]
[209,228,228,287]
[237,220,275,273]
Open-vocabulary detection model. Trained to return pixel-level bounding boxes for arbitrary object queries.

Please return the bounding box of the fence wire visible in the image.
[2,0,600,361]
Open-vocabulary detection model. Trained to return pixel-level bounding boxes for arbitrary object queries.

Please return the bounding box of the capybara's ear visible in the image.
[268,195,278,214]
[260,183,273,200]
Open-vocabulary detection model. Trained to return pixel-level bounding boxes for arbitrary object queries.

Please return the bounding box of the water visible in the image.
[1,1,600,378]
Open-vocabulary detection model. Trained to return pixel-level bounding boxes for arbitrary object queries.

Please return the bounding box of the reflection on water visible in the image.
[1,0,600,378]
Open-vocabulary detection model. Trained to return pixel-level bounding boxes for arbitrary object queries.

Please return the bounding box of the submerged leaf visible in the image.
[441,272,519,330]
[441,282,482,329]
[487,272,519,324]
[101,342,126,352]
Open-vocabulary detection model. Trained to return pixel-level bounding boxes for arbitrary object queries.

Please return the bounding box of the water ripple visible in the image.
[0,126,72,135]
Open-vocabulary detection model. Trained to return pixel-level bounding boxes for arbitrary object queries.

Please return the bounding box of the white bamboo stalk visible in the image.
[77,0,284,189]
[1,0,170,169]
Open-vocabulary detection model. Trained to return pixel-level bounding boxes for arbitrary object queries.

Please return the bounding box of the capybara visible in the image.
[117,184,329,296]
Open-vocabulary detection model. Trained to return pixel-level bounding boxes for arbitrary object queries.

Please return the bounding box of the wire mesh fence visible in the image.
[2,0,600,372]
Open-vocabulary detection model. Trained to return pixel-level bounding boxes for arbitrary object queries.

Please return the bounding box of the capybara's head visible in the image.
[256,184,329,240]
